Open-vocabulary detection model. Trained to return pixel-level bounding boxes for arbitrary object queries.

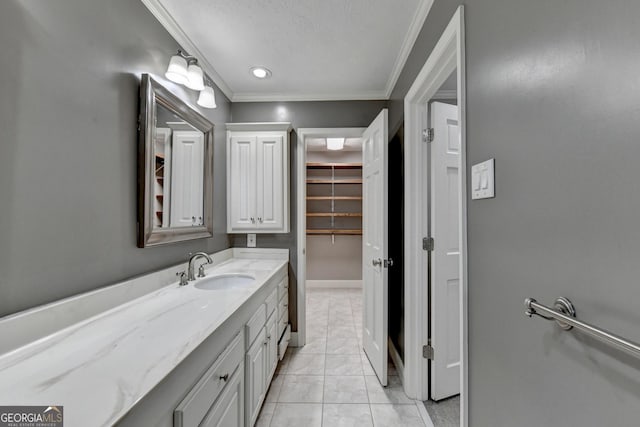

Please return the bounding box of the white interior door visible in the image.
[430,101,461,401]
[256,135,284,230]
[170,130,204,227]
[362,109,389,386]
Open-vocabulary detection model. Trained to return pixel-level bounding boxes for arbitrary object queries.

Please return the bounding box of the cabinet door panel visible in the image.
[229,136,257,230]
[256,136,284,230]
[245,329,266,426]
[171,131,205,227]
[200,365,244,427]
[266,313,278,384]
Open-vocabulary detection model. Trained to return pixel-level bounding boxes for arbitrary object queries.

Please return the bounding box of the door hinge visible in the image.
[422,237,434,251]
[423,343,434,360]
[422,128,434,143]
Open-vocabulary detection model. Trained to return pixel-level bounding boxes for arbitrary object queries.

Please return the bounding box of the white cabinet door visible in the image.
[229,136,257,231]
[256,136,284,230]
[245,329,266,427]
[200,366,245,427]
[265,313,278,384]
[171,131,205,227]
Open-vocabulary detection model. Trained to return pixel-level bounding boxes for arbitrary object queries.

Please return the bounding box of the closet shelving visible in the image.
[306,162,363,236]
[155,153,165,225]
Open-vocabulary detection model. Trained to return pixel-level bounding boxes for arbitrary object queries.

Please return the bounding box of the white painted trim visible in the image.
[383,0,435,98]
[296,127,367,351]
[306,280,362,289]
[232,91,387,103]
[403,6,467,427]
[416,402,436,427]
[388,338,405,381]
[225,122,292,132]
[140,0,234,100]
[290,332,299,348]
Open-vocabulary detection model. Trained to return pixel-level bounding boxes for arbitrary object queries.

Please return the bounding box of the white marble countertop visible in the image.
[0,255,287,427]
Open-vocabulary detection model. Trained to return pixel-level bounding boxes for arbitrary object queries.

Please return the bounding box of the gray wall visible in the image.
[391,0,640,425]
[0,0,231,317]
[230,101,386,330]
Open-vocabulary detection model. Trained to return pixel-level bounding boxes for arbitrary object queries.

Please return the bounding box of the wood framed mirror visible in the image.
[137,74,214,247]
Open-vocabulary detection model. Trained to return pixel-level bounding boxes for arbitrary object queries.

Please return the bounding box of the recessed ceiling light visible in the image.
[250,67,272,79]
[326,138,345,151]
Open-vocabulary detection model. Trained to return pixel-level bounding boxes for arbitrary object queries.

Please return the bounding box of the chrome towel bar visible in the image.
[524,297,640,359]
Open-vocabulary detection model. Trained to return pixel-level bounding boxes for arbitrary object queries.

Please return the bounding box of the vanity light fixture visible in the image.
[326,137,345,151]
[166,50,217,109]
[250,66,272,79]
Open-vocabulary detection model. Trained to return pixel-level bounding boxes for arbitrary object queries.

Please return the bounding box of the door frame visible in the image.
[403,5,468,425]
[295,127,366,348]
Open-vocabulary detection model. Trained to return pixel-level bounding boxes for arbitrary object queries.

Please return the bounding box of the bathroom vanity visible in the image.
[0,248,290,427]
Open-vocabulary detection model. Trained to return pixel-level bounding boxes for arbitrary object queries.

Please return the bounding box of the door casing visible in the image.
[403,5,468,426]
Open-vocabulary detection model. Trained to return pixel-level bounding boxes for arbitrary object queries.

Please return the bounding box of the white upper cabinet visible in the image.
[227,123,291,233]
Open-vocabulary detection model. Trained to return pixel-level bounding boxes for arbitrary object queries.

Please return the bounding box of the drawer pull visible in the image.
[219,374,229,382]
[267,334,272,340]
[284,304,288,308]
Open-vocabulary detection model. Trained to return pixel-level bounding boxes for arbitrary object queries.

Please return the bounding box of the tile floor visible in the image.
[256,288,430,427]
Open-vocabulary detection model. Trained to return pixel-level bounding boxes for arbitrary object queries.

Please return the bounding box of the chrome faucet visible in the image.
[187,252,213,281]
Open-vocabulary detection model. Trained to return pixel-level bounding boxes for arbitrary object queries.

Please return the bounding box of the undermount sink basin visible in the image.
[194,274,255,290]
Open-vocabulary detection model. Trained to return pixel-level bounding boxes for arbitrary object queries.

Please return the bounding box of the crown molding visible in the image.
[141,0,234,100]
[225,122,292,132]
[231,91,388,103]
[383,0,434,98]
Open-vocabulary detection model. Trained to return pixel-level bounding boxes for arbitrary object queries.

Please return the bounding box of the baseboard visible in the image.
[290,332,299,347]
[389,338,405,382]
[306,280,362,289]
[417,401,436,427]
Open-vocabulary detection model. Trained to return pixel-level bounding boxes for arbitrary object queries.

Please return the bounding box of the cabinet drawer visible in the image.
[245,303,266,348]
[265,287,278,319]
[278,307,288,339]
[278,324,291,360]
[278,293,288,322]
[277,277,288,301]
[174,332,244,427]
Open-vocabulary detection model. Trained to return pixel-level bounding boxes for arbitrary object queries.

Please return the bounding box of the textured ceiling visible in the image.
[146,0,432,101]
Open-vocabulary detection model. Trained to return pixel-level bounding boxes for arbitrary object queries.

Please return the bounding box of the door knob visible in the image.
[372,258,382,267]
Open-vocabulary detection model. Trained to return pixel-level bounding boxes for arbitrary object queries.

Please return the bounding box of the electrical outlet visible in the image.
[247,234,256,248]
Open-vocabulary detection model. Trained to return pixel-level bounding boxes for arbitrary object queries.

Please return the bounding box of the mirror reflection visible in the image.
[153,104,205,229]
[138,74,213,248]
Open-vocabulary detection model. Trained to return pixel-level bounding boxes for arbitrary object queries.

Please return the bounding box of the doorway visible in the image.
[404,5,468,426]
[295,127,366,349]
[296,111,395,388]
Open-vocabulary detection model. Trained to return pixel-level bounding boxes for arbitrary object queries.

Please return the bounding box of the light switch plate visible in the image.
[471,158,495,200]
[247,234,256,248]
